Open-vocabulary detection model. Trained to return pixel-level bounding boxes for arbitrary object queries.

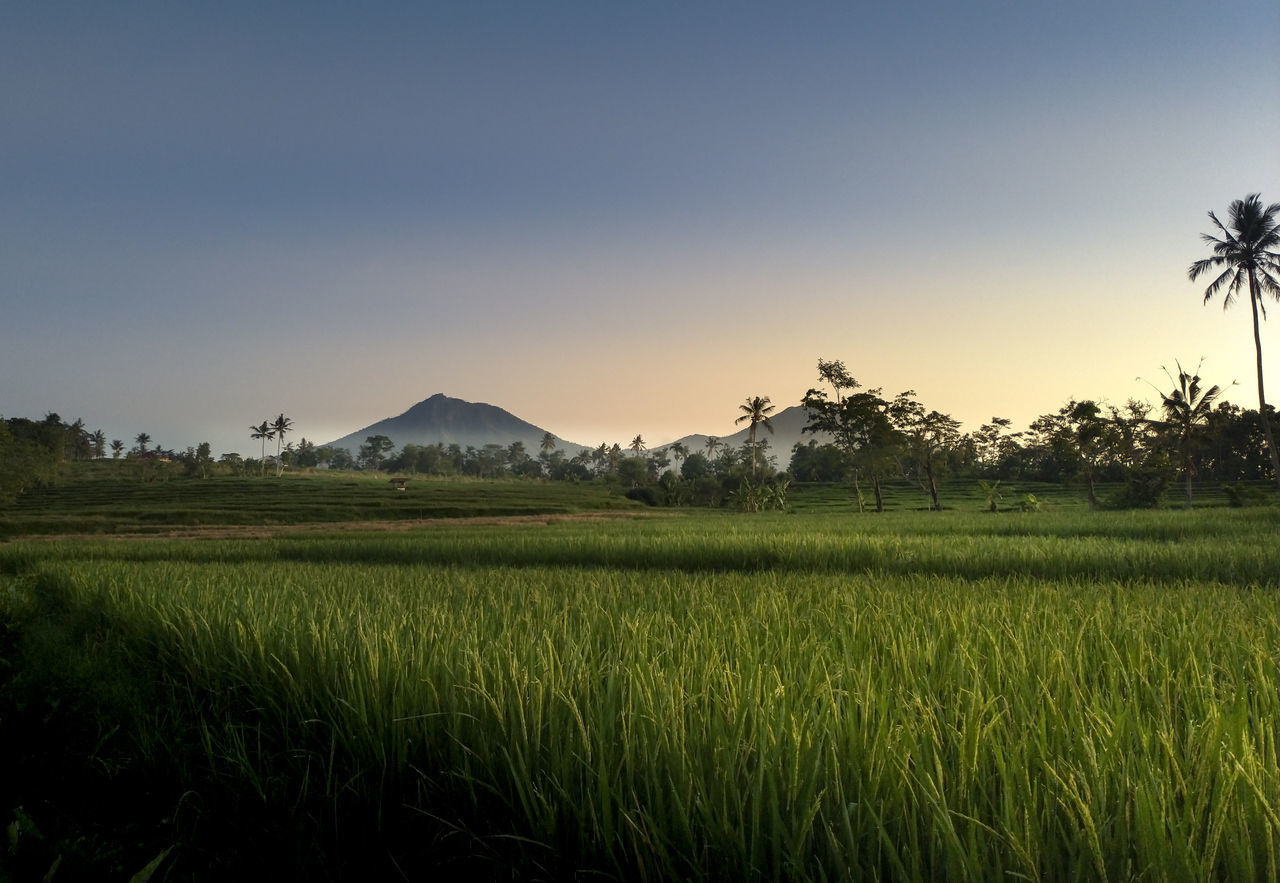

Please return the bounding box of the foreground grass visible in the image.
[1,508,1277,880]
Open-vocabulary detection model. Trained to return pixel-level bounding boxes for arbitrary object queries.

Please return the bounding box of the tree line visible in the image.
[288,193,1280,511]
[3,194,1275,510]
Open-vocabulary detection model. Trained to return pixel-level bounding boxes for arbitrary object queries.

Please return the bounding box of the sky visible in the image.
[3,1,1278,456]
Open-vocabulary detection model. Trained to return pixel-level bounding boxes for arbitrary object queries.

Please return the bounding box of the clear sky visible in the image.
[3,2,1278,456]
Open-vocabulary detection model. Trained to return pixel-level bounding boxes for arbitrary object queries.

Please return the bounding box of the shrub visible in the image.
[1108,469,1170,509]
[1222,483,1271,508]
[623,486,660,507]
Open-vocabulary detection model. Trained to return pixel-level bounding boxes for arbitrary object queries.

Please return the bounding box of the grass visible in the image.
[4,461,1265,540]
[0,464,643,537]
[1,502,1276,880]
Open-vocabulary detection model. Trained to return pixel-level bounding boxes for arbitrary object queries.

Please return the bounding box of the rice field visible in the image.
[1,507,1276,880]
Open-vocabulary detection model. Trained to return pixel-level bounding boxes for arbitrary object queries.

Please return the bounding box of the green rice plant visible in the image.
[1,507,1275,879]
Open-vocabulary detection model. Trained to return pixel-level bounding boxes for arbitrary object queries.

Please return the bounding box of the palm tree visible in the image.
[134,432,151,455]
[735,396,776,477]
[1189,194,1280,493]
[250,421,275,476]
[271,413,293,475]
[89,429,106,460]
[110,439,124,459]
[705,436,722,460]
[668,442,688,467]
[1156,361,1224,509]
[67,418,91,460]
[629,434,646,457]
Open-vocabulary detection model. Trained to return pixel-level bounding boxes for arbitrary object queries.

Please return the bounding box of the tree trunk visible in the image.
[925,455,940,510]
[872,473,884,513]
[1247,270,1280,496]
[1246,269,1280,604]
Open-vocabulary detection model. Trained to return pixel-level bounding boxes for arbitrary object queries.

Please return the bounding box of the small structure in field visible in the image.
[389,477,409,492]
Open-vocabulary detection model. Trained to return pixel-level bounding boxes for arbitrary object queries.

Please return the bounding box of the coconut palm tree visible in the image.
[134,432,151,455]
[250,421,274,476]
[1189,194,1280,493]
[1156,361,1224,508]
[668,442,688,467]
[89,429,106,460]
[629,434,646,457]
[705,436,722,460]
[271,413,293,475]
[735,396,776,477]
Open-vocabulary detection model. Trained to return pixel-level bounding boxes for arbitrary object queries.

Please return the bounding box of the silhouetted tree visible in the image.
[668,442,688,467]
[891,393,961,511]
[294,437,317,468]
[1190,193,1280,492]
[358,435,394,471]
[249,422,274,475]
[1155,361,1224,508]
[271,413,293,475]
[735,396,776,478]
[801,360,900,512]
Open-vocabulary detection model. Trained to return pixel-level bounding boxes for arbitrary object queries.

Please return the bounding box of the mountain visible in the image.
[661,405,833,468]
[323,394,588,455]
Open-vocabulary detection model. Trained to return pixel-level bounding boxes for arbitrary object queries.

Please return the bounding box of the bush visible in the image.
[1222,483,1272,508]
[623,487,661,507]
[1108,469,1170,509]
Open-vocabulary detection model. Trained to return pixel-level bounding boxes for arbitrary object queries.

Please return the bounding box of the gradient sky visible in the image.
[3,2,1278,456]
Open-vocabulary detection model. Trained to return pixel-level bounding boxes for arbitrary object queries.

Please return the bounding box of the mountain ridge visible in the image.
[659,405,832,467]
[323,394,833,465]
[323,394,589,455]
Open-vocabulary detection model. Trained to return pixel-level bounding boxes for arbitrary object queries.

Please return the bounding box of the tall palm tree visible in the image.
[1189,193,1280,493]
[735,396,776,477]
[704,436,721,460]
[629,434,646,457]
[134,432,151,455]
[271,413,293,475]
[250,421,275,476]
[540,432,557,456]
[668,442,688,467]
[67,418,91,460]
[1156,360,1223,509]
[89,429,107,460]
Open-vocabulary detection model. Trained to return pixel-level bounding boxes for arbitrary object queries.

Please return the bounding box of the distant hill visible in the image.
[662,405,833,469]
[324,394,588,455]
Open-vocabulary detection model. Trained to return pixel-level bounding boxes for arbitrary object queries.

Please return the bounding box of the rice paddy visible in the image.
[1,503,1276,880]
